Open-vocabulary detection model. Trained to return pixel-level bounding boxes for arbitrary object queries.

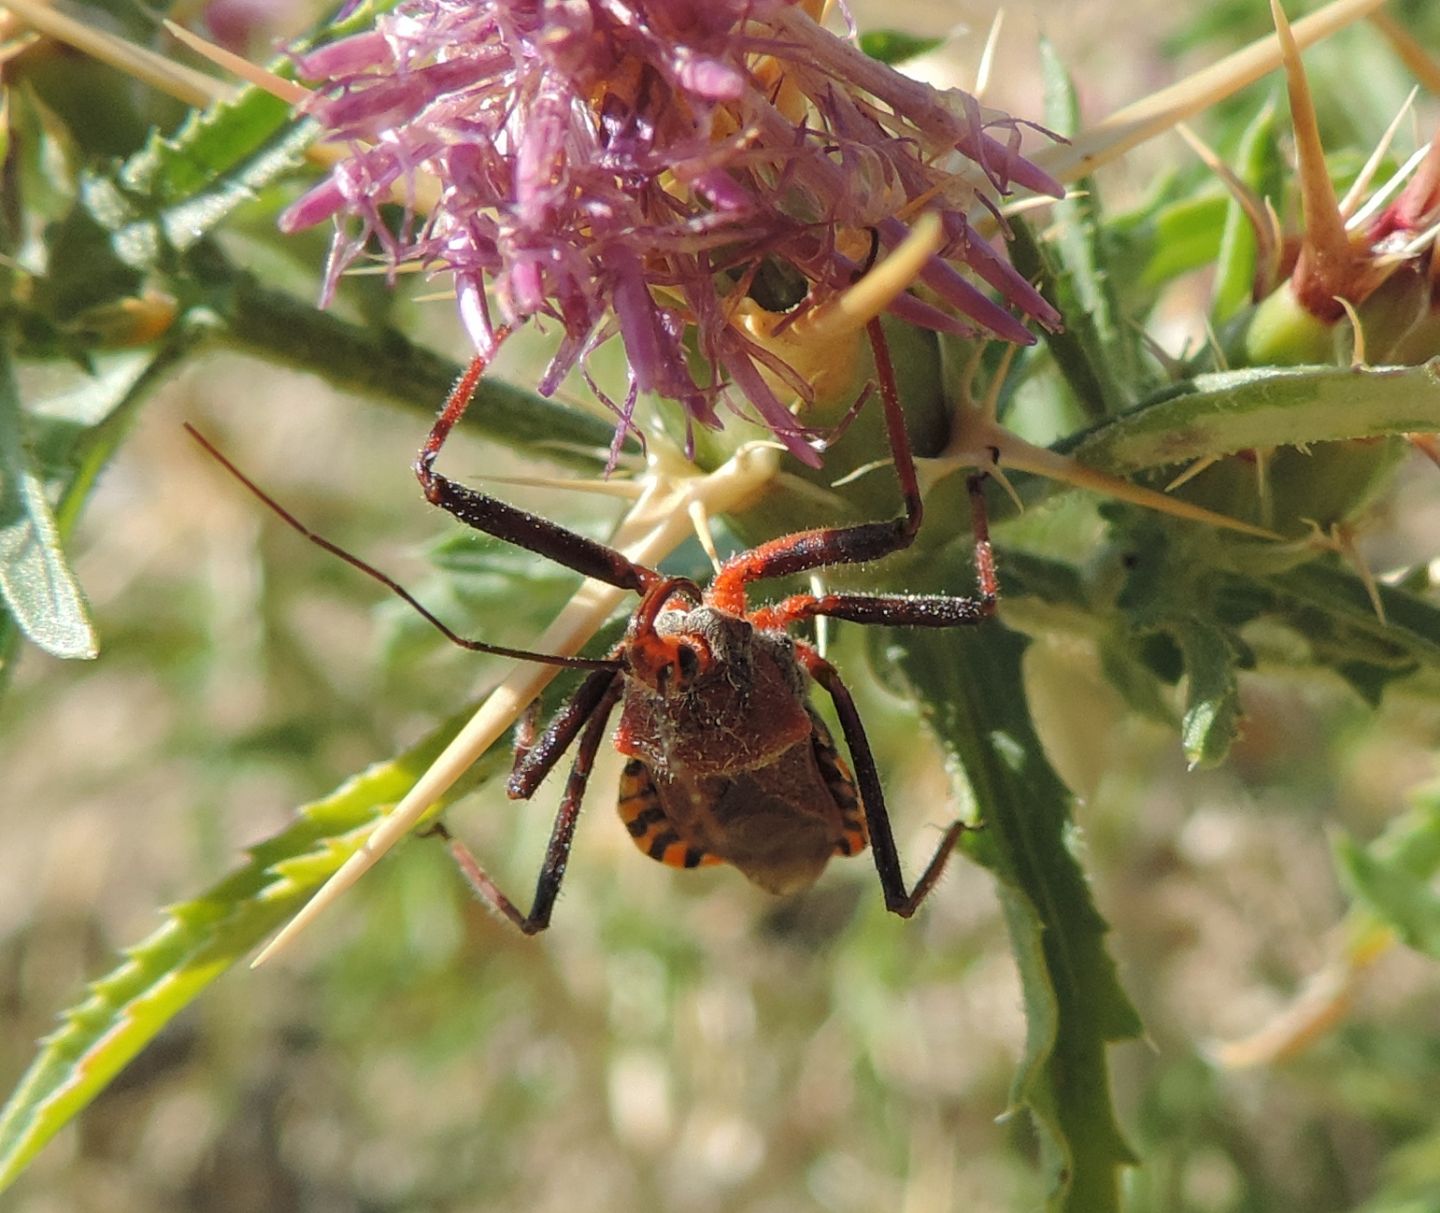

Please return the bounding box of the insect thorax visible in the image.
[616,605,813,778]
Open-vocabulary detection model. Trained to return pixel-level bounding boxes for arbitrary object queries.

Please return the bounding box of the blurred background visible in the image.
[3,1,1440,1210]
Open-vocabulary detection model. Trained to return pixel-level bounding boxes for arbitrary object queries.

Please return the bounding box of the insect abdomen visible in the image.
[618,759,722,870]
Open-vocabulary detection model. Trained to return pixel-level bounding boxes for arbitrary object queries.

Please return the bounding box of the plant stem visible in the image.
[191,251,621,468]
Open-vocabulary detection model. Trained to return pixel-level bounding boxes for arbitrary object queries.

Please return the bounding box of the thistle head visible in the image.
[282,0,1061,463]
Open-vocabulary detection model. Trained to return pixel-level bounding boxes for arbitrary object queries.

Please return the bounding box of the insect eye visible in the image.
[675,641,702,683]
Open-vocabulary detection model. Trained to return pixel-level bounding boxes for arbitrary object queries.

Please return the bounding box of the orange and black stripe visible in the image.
[809,713,868,858]
[617,758,719,870]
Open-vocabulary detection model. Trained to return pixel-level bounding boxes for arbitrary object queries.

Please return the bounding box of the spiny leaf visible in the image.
[1008,213,1114,425]
[1063,363,1440,475]
[119,87,303,211]
[89,82,314,267]
[1036,40,1147,416]
[879,621,1141,1212]
[0,699,504,1191]
[1334,788,1440,959]
[1259,561,1440,673]
[1177,619,1244,768]
[1098,629,1180,725]
[0,342,96,660]
[0,336,199,681]
[1212,99,1284,322]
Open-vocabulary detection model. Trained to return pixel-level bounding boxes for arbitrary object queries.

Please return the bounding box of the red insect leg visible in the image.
[749,474,998,632]
[414,348,661,596]
[708,318,924,615]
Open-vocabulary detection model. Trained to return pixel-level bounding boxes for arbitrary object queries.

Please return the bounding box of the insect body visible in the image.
[194,319,995,934]
[411,319,994,932]
[615,603,867,895]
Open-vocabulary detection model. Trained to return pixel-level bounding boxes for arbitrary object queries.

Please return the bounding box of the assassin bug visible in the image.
[192,317,998,933]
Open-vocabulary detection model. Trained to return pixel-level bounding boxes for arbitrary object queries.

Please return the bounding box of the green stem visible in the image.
[190,250,620,468]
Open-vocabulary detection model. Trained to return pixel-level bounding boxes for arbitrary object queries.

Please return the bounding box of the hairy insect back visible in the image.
[615,608,812,776]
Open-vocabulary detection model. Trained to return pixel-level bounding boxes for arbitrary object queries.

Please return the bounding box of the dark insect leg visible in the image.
[708,318,925,613]
[751,590,993,630]
[184,424,619,672]
[510,697,544,774]
[508,668,623,799]
[749,473,998,631]
[796,641,969,917]
[430,675,624,934]
[414,351,660,596]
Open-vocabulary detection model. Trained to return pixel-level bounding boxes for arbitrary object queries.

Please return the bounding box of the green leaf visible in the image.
[118,93,314,249]
[1097,630,1179,725]
[858,30,944,65]
[1008,211,1115,425]
[0,697,505,1192]
[0,335,201,682]
[1177,619,1243,768]
[1034,41,1146,417]
[87,82,315,268]
[1063,364,1440,477]
[28,202,145,327]
[1334,789,1440,959]
[121,89,300,208]
[991,548,1090,610]
[0,343,96,660]
[881,622,1140,1212]
[1212,99,1283,323]
[1143,192,1228,284]
[1259,561,1440,676]
[16,64,313,354]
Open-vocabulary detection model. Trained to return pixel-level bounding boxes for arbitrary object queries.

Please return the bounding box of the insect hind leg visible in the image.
[797,642,973,917]
[427,677,623,934]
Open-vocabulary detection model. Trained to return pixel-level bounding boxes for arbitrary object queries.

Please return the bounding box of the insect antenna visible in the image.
[183,423,623,672]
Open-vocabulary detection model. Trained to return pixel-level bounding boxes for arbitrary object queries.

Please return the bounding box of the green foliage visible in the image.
[1336,789,1440,960]
[1033,41,1150,417]
[883,622,1141,1210]
[1212,99,1285,323]
[0,697,504,1189]
[858,30,945,65]
[0,348,95,661]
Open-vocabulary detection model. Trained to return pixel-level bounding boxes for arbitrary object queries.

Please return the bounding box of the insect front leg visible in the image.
[414,352,660,595]
[507,667,622,799]
[706,320,943,613]
[431,674,624,934]
[744,474,999,633]
[795,642,969,918]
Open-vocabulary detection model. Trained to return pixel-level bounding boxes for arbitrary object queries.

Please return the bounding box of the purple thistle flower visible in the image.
[282,0,1062,465]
